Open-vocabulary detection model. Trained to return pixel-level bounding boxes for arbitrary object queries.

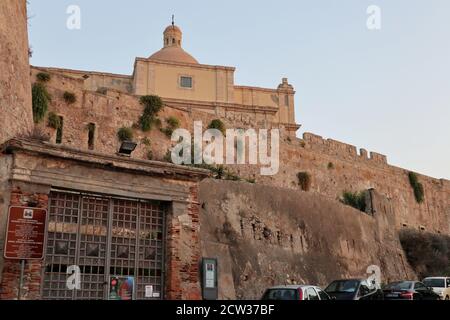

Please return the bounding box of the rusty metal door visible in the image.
[41,190,165,300]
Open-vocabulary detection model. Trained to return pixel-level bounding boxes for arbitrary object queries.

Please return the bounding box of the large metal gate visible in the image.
[41,190,165,300]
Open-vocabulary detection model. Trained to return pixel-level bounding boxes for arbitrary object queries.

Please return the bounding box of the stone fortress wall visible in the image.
[29,65,450,238]
[0,0,33,144]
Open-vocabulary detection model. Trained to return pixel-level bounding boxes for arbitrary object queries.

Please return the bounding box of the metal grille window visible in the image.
[42,191,166,300]
[180,76,193,88]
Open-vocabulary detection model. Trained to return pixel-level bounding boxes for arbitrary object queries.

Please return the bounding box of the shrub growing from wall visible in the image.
[32,83,51,123]
[408,172,424,203]
[208,119,226,135]
[341,191,367,212]
[36,72,51,82]
[139,95,163,132]
[117,127,133,142]
[297,172,311,191]
[47,112,61,129]
[399,229,450,278]
[63,91,77,104]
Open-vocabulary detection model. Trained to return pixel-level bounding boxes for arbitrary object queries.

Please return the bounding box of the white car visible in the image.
[261,285,330,300]
[423,277,450,300]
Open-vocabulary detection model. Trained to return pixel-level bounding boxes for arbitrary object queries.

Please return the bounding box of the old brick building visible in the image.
[0,1,209,300]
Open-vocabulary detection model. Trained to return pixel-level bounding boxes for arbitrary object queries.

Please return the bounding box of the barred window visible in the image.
[180,76,193,88]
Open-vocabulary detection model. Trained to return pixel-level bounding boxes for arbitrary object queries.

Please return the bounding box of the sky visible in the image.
[27,0,450,179]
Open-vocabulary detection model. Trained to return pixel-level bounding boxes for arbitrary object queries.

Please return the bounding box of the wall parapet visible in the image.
[302,132,388,165]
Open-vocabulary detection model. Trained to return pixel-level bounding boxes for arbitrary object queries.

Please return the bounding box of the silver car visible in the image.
[261,285,330,301]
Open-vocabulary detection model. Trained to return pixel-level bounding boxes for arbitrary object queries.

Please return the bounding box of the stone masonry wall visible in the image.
[199,179,416,299]
[28,66,450,238]
[0,0,33,144]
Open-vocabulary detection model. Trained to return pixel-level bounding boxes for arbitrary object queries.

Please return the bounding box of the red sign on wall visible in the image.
[4,207,47,260]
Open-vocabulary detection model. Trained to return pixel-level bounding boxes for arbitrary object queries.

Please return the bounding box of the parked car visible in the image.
[383,281,440,300]
[261,285,331,300]
[423,277,450,300]
[324,279,383,300]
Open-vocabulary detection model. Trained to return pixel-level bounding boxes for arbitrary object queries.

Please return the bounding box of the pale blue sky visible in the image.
[28,0,450,179]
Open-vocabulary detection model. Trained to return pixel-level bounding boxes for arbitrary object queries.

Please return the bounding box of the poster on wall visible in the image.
[109,276,135,300]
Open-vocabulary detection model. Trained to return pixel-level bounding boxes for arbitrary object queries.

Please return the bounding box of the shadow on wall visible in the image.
[399,229,450,279]
[199,179,416,299]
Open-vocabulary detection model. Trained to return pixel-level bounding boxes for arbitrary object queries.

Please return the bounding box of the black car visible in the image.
[383,281,440,300]
[324,279,383,300]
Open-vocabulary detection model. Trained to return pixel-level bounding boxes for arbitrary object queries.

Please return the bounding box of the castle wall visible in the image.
[0,0,33,144]
[199,179,416,299]
[28,66,450,239]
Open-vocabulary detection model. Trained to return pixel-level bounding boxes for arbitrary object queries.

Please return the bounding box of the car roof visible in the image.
[423,277,448,280]
[267,285,320,290]
[329,279,365,282]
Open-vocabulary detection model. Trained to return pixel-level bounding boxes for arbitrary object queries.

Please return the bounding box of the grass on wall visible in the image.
[63,91,77,104]
[47,112,61,129]
[36,72,51,82]
[297,172,311,191]
[341,191,367,212]
[161,116,181,138]
[408,172,425,203]
[208,119,226,136]
[117,127,133,142]
[32,83,51,123]
[139,95,163,132]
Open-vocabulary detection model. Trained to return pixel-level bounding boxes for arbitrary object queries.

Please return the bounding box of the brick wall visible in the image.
[0,187,48,300]
[165,185,202,300]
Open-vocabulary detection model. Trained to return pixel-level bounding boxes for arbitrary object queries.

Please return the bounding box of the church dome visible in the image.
[149,23,199,64]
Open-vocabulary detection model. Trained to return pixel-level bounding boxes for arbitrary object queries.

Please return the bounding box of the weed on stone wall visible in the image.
[63,91,77,104]
[341,191,367,212]
[208,119,226,136]
[297,172,311,191]
[47,112,61,129]
[399,229,450,278]
[32,83,51,123]
[36,72,51,82]
[139,95,163,132]
[408,172,425,203]
[117,127,133,142]
[161,116,180,138]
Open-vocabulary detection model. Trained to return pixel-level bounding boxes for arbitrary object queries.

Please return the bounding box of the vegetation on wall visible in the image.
[161,116,181,138]
[408,172,425,203]
[297,172,311,191]
[399,229,450,278]
[36,72,51,82]
[341,191,367,212]
[32,82,51,123]
[117,127,134,142]
[208,119,226,135]
[47,112,62,129]
[327,162,334,170]
[63,91,77,104]
[139,95,163,132]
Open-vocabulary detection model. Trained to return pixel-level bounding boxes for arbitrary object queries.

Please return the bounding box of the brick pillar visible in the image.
[0,187,48,300]
[165,185,202,300]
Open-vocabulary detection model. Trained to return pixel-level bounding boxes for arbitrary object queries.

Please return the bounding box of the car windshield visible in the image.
[423,279,445,288]
[384,282,413,290]
[325,280,359,293]
[262,289,299,300]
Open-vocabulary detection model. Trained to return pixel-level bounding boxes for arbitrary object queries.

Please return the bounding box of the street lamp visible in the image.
[118,141,137,156]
